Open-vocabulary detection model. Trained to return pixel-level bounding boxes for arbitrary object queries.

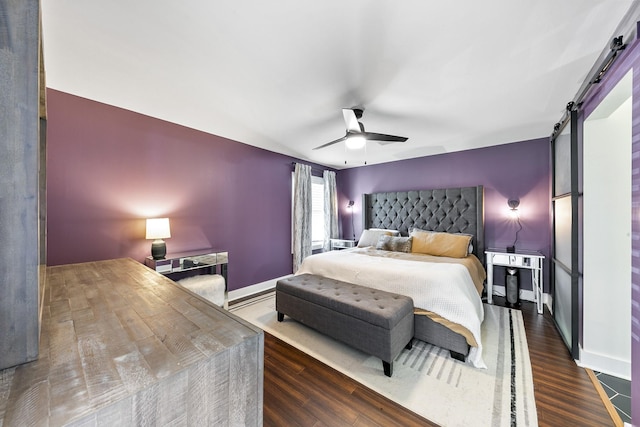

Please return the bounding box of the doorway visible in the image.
[582,69,632,379]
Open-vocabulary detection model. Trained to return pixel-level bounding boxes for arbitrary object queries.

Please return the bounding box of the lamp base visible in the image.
[151,239,167,260]
[506,245,515,253]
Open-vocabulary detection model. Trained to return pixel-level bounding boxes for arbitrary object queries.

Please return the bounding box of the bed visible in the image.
[296,185,487,368]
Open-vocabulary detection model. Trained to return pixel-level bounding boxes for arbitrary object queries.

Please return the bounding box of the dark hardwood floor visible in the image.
[262,298,614,427]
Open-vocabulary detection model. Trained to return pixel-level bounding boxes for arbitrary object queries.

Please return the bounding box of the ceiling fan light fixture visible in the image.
[345,134,366,150]
[312,108,407,151]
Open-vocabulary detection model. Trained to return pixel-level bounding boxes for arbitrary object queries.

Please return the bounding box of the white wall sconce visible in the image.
[507,199,522,253]
[508,198,520,218]
[347,200,355,240]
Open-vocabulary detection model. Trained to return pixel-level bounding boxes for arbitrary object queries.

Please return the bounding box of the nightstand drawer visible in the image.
[492,253,510,265]
[492,254,529,267]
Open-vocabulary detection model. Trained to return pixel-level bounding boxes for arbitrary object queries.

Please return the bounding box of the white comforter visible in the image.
[297,247,487,368]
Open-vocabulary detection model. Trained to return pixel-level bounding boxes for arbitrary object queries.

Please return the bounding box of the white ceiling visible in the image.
[41,1,634,169]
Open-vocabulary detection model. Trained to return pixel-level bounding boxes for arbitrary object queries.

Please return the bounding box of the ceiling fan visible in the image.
[313,108,408,150]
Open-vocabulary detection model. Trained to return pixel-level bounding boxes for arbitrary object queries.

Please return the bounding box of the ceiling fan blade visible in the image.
[313,135,348,150]
[342,109,361,133]
[362,132,408,143]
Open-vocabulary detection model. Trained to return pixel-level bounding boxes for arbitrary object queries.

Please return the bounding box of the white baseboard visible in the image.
[577,347,631,380]
[543,293,553,314]
[228,275,291,302]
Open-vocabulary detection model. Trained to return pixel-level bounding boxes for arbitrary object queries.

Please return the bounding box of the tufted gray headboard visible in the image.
[362,186,484,259]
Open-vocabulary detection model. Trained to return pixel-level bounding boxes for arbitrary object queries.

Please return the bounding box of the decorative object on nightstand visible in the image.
[146,217,171,259]
[330,238,356,250]
[506,198,522,253]
[506,268,519,307]
[347,200,355,240]
[485,248,545,314]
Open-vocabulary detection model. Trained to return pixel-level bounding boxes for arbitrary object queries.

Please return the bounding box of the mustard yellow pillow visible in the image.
[410,229,472,258]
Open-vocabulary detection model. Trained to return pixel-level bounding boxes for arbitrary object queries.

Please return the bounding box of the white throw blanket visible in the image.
[297,247,486,368]
[177,274,226,307]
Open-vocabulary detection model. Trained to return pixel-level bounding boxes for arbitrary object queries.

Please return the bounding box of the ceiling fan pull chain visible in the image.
[364,141,368,165]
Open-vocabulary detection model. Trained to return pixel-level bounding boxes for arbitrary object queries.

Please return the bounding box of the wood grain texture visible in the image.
[0,258,263,426]
[262,297,615,427]
[518,297,615,427]
[0,0,42,371]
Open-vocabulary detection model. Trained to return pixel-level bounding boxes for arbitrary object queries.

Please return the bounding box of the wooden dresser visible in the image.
[0,258,263,426]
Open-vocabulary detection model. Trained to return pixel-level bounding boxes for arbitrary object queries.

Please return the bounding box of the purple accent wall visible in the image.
[579,33,640,425]
[46,89,310,291]
[336,138,551,292]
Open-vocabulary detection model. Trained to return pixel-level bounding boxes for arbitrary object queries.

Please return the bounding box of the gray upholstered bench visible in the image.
[276,274,414,377]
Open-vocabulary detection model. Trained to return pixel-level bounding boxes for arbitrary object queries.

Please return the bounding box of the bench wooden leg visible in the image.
[277,312,284,322]
[383,361,393,377]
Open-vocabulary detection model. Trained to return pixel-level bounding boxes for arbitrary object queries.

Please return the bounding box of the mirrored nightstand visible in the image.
[330,239,356,250]
[144,249,229,308]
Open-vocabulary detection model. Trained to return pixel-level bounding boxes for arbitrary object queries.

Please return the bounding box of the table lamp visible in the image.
[146,218,171,259]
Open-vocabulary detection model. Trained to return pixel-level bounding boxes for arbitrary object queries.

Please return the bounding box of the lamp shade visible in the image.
[146,218,171,240]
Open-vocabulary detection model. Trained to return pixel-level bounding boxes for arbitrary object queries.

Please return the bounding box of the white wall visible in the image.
[581,70,632,379]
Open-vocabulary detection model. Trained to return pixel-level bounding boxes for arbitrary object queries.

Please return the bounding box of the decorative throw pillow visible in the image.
[376,235,413,253]
[357,229,392,247]
[410,228,472,258]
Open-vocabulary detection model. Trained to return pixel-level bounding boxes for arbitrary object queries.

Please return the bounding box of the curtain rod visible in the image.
[291,162,334,175]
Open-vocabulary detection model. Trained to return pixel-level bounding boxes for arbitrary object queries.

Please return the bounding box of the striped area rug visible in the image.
[231,292,538,426]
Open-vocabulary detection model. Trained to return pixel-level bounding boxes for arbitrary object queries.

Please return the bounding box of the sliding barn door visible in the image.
[551,110,580,359]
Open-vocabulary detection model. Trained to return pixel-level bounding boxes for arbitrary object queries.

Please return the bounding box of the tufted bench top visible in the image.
[276,274,413,330]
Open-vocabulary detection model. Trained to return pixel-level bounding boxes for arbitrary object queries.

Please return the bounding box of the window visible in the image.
[310,175,325,249]
[292,173,325,251]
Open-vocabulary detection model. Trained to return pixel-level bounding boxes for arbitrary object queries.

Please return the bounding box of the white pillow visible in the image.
[455,232,474,255]
[369,228,401,236]
[357,229,393,247]
[177,274,226,307]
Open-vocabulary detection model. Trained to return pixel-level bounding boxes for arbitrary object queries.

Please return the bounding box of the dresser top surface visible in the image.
[1,258,260,426]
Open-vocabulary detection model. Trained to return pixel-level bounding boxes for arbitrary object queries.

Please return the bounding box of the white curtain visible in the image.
[323,170,339,251]
[292,163,312,272]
